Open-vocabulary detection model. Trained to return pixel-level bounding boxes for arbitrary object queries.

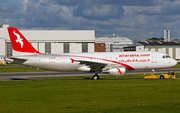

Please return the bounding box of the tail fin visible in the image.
[7,27,40,53]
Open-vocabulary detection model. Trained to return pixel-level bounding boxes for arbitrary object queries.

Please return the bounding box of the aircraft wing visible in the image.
[75,60,107,70]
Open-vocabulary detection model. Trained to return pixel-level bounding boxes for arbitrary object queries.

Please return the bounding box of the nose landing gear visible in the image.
[152,69,155,75]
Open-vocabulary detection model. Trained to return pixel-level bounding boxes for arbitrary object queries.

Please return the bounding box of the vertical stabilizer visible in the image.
[7,27,40,53]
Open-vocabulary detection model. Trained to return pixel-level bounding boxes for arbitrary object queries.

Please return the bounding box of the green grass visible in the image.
[0,64,19,67]
[0,65,47,72]
[0,80,180,113]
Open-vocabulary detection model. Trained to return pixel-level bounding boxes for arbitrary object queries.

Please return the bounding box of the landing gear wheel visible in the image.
[92,75,99,80]
[160,75,164,79]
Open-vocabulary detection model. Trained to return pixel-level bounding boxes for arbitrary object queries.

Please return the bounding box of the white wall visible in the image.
[51,43,57,53]
[176,48,180,59]
[58,43,64,53]
[20,30,95,42]
[136,46,144,51]
[76,43,82,53]
[158,48,162,52]
[169,48,173,58]
[161,48,166,53]
[51,43,63,53]
[151,48,155,51]
[39,43,45,53]
[0,25,9,56]
[70,43,76,53]
[144,48,148,51]
[0,38,5,55]
[0,25,9,40]
[88,43,94,52]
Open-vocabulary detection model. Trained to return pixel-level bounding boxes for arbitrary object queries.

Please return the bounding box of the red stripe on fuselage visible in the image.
[55,54,134,70]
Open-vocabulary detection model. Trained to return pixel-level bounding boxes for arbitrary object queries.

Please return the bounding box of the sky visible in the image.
[0,0,180,40]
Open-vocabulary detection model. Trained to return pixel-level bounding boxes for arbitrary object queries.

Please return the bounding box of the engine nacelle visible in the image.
[78,66,95,72]
[103,67,126,76]
[78,66,91,72]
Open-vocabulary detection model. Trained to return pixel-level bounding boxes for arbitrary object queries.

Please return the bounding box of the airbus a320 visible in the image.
[7,27,177,79]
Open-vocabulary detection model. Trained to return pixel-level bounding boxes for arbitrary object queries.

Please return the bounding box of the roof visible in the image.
[95,36,133,44]
[137,41,180,46]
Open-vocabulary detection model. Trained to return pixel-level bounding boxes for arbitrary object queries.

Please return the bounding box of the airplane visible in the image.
[7,27,177,79]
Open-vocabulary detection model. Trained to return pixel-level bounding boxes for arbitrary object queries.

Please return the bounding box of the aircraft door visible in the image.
[151,53,157,63]
[38,55,43,66]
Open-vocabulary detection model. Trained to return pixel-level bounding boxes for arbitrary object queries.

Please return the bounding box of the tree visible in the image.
[148,37,164,41]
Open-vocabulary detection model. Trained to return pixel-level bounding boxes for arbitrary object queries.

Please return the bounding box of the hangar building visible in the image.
[0,25,95,57]
[95,36,133,52]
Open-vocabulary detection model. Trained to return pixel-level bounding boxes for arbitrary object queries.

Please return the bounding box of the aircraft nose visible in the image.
[171,59,177,67]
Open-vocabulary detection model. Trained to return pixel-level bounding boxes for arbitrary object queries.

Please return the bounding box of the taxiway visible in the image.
[0,68,179,80]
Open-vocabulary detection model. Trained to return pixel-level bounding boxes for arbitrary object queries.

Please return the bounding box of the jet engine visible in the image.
[78,66,90,72]
[102,67,126,76]
[77,66,95,72]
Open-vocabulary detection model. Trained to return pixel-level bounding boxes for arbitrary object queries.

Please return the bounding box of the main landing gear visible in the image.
[92,74,99,80]
[91,70,100,80]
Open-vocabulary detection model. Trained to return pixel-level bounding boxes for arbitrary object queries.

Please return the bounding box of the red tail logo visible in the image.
[7,27,40,53]
[13,30,24,48]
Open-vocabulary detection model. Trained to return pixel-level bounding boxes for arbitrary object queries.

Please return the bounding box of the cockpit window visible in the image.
[162,55,171,58]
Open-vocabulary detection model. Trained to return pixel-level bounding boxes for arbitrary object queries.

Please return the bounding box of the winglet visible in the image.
[7,27,40,53]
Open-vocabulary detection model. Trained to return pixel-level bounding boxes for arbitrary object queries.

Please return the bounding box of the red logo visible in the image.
[70,58,76,63]
[117,68,122,74]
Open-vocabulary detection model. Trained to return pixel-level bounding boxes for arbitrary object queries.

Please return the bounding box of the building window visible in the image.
[6,42,12,57]
[45,42,51,54]
[110,44,113,52]
[82,43,88,52]
[64,43,69,53]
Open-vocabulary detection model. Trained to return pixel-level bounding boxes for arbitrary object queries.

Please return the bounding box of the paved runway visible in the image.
[0,68,179,80]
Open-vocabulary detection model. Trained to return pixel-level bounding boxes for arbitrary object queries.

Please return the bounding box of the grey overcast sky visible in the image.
[0,0,180,40]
